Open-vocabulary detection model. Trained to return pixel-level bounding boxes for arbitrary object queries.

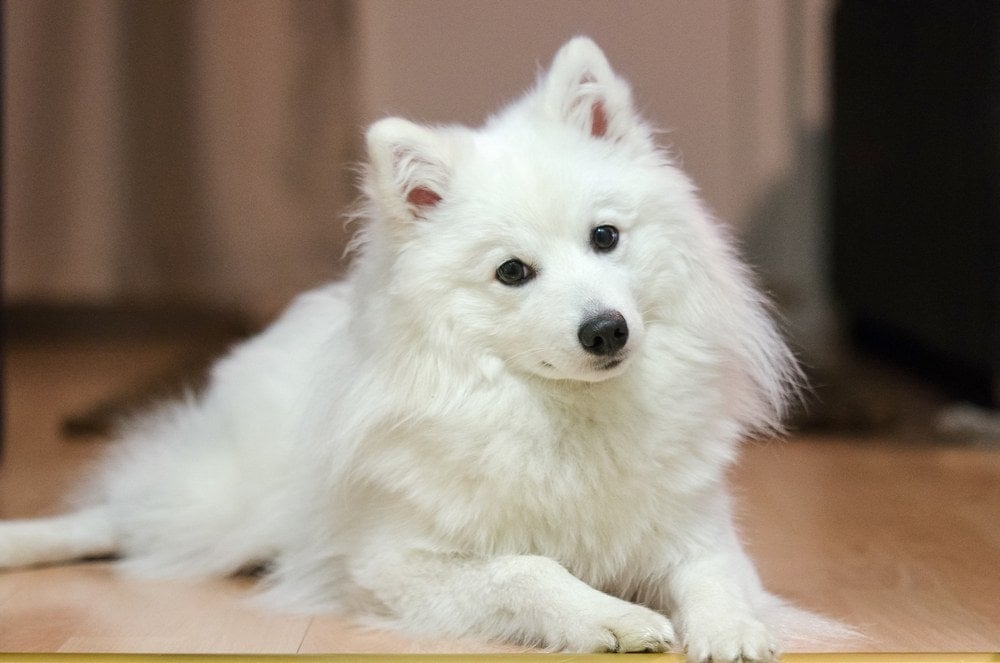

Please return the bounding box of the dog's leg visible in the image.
[355,551,674,652]
[0,508,117,569]
[664,532,779,663]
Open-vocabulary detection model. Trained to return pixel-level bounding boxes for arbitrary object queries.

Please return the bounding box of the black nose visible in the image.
[578,310,629,356]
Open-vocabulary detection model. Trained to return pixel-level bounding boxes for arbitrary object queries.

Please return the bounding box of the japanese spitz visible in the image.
[1,38,850,661]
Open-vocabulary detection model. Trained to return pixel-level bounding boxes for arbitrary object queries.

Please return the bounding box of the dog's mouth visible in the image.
[540,355,624,372]
[535,351,630,382]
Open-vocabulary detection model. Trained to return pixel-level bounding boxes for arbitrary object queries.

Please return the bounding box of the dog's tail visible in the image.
[0,508,118,570]
[760,593,866,651]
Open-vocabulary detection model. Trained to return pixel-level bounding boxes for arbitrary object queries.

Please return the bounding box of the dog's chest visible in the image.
[424,391,681,565]
[350,375,720,578]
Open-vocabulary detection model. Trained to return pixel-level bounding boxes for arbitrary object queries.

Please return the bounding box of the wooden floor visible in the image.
[1,328,998,654]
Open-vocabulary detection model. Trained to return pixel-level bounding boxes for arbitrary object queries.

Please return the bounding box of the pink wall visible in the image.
[356,0,832,229]
[3,1,833,316]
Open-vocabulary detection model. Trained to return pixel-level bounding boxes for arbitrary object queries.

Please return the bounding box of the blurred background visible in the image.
[4,5,998,650]
[3,0,998,438]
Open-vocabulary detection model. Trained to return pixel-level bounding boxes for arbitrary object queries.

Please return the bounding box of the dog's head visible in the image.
[356,38,794,419]
[357,38,672,384]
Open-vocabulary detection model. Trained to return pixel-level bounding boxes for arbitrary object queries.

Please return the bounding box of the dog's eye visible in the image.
[496,259,535,286]
[591,225,619,252]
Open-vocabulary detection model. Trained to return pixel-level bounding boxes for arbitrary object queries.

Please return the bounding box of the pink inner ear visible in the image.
[406,186,442,208]
[590,101,609,138]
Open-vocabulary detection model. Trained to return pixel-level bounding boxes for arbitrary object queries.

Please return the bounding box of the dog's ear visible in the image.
[366,117,451,220]
[541,37,643,145]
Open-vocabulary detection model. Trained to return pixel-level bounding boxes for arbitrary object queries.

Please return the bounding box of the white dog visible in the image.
[1,38,848,661]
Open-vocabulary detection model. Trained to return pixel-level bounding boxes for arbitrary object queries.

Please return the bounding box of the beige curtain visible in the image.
[3,0,359,319]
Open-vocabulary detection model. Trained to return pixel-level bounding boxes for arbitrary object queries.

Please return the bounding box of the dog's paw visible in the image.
[562,600,675,653]
[683,616,777,663]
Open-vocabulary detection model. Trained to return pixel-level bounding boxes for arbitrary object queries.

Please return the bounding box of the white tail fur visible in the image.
[0,508,117,569]
[759,595,865,651]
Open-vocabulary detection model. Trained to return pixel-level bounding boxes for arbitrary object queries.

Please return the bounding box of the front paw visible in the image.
[683,616,777,663]
[563,600,675,653]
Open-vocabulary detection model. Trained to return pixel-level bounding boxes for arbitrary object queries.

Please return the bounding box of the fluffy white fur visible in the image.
[0,38,852,661]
